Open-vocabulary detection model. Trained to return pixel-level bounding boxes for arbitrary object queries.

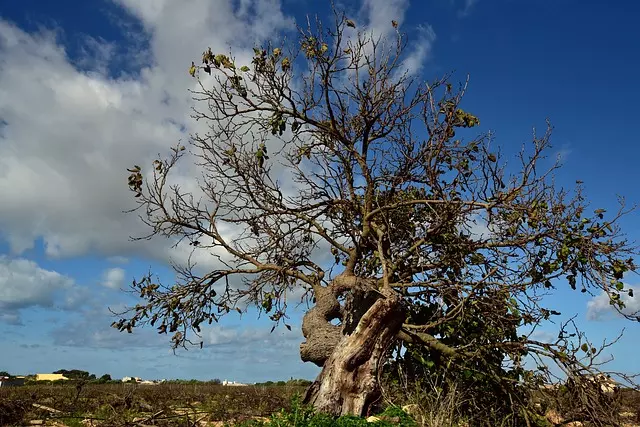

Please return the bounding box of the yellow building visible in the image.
[35,373,69,381]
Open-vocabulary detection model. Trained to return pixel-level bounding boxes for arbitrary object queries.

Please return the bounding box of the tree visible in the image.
[97,374,112,383]
[54,369,95,381]
[114,7,639,420]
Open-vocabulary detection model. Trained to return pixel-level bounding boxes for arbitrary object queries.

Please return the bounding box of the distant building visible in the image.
[121,376,142,383]
[0,376,26,387]
[35,373,69,381]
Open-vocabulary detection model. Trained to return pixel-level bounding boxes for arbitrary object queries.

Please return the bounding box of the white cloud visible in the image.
[459,0,478,17]
[529,330,555,344]
[0,0,439,293]
[0,0,436,266]
[586,288,640,321]
[0,256,75,320]
[398,24,436,77]
[205,324,301,349]
[0,312,22,325]
[360,0,409,36]
[107,256,129,264]
[50,305,168,349]
[356,0,434,78]
[461,212,496,241]
[0,1,294,264]
[207,327,240,346]
[102,267,126,289]
[50,304,303,356]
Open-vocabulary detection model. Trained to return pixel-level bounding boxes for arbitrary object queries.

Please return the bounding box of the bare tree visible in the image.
[115,7,639,419]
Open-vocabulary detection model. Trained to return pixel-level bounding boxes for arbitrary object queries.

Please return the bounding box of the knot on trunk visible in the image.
[300,286,343,366]
[300,321,342,366]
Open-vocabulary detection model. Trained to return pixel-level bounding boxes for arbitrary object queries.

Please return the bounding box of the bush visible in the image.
[0,399,29,426]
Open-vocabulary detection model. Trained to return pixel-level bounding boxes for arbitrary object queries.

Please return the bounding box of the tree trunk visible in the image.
[303,292,404,416]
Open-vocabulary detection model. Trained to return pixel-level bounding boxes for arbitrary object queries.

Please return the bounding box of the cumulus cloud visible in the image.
[0,19,180,258]
[0,0,439,317]
[0,256,76,322]
[102,267,126,289]
[0,0,294,264]
[586,288,640,321]
[0,1,432,382]
[0,0,438,284]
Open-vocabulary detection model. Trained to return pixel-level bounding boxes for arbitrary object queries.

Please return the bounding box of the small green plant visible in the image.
[235,396,417,427]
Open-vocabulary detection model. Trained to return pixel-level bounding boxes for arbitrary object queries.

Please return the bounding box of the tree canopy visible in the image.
[114,7,639,423]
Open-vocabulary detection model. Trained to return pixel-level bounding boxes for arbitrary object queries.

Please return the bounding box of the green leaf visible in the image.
[240,65,250,72]
[581,343,589,352]
[469,253,485,265]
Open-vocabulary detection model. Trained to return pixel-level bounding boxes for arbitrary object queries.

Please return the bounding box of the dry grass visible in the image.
[2,381,640,426]
[0,382,304,426]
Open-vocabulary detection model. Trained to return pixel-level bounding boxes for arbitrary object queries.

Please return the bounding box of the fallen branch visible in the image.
[32,403,62,414]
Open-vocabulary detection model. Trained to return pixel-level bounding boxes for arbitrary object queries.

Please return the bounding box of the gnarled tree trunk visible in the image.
[301,286,404,416]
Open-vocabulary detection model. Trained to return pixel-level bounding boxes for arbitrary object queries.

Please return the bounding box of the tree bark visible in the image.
[302,292,404,416]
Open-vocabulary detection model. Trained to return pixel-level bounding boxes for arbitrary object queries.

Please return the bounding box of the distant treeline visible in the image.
[254,379,313,387]
[164,378,312,386]
[1,369,312,386]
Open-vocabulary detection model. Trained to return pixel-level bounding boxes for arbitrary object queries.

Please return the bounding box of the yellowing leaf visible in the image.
[281,57,291,72]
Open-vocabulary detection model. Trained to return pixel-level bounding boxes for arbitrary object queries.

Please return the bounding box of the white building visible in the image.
[222,379,248,386]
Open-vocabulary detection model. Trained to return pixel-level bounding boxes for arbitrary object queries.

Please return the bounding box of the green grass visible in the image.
[234,400,418,427]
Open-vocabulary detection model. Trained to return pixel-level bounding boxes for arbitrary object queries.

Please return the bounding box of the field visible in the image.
[0,382,305,426]
[3,381,640,426]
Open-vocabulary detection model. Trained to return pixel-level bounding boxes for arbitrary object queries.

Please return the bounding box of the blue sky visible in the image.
[0,0,639,383]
